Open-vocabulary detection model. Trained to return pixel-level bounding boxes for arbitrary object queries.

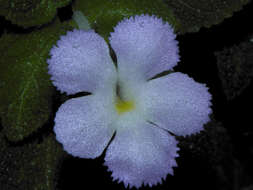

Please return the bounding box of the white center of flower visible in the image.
[115,97,135,115]
[114,80,136,115]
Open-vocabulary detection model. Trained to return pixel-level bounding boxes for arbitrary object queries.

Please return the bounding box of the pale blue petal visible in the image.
[138,72,212,136]
[54,91,117,158]
[104,119,179,188]
[109,15,179,82]
[47,29,116,95]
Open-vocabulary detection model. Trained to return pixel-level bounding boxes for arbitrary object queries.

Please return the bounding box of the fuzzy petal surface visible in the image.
[138,72,212,136]
[47,29,116,95]
[109,15,179,82]
[104,118,179,188]
[54,91,117,158]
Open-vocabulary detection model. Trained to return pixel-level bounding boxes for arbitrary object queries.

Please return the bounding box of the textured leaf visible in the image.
[0,133,67,190]
[0,19,74,141]
[72,0,180,41]
[0,0,72,27]
[215,40,253,100]
[163,0,250,34]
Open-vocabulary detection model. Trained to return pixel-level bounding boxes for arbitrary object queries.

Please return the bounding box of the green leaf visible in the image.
[72,0,180,41]
[163,0,250,34]
[0,19,74,142]
[0,0,72,28]
[0,133,67,190]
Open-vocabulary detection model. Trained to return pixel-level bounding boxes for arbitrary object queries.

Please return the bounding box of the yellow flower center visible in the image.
[115,97,135,115]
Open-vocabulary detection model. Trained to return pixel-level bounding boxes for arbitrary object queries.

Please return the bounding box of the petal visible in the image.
[47,29,116,95]
[138,72,212,136]
[54,91,117,158]
[109,15,179,82]
[104,119,179,188]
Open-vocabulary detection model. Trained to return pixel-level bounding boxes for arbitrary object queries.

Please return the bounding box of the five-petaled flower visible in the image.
[47,15,212,188]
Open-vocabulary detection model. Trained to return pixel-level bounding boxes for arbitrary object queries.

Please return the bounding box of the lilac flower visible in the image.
[47,15,212,188]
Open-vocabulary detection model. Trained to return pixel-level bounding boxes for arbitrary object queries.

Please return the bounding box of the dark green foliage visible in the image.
[72,0,180,41]
[163,0,250,33]
[0,133,67,190]
[0,19,74,142]
[215,39,253,100]
[0,0,72,27]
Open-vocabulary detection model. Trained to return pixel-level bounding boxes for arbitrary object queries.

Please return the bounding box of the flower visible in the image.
[47,15,212,188]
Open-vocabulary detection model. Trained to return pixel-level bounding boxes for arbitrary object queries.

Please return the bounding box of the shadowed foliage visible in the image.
[163,0,250,33]
[0,0,72,27]
[0,19,74,141]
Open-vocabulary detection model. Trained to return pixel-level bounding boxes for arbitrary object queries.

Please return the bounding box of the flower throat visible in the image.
[115,82,135,115]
